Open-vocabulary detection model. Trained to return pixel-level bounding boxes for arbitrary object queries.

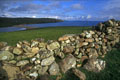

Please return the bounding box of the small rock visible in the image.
[16,60,29,66]
[88,49,98,59]
[65,39,71,43]
[63,46,74,54]
[74,48,79,55]
[95,44,100,49]
[41,56,55,66]
[85,38,94,42]
[82,42,88,46]
[31,47,39,54]
[13,47,23,55]
[35,60,41,64]
[0,51,14,61]
[23,40,30,46]
[22,44,31,53]
[39,42,46,48]
[8,60,17,64]
[58,36,69,41]
[29,71,38,78]
[39,50,54,59]
[38,66,48,75]
[24,52,37,58]
[47,42,60,50]
[16,43,22,48]
[76,53,82,59]
[79,38,85,42]
[76,42,84,48]
[89,30,95,35]
[86,33,92,38]
[76,64,82,68]
[1,46,13,51]
[0,42,7,50]
[31,40,39,47]
[58,34,75,41]
[106,35,115,41]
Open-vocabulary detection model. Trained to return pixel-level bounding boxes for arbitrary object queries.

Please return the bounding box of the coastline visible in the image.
[12,24,38,30]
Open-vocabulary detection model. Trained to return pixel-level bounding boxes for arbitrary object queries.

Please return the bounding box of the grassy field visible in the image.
[0,27,91,45]
[0,26,120,80]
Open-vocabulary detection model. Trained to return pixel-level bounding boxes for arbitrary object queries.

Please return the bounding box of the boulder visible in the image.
[49,62,60,75]
[2,64,20,80]
[83,58,106,72]
[59,54,76,73]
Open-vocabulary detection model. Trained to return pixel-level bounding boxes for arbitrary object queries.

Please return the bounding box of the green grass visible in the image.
[0,26,91,45]
[0,26,120,80]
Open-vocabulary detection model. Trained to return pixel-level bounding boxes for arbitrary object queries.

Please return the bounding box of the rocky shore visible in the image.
[0,19,120,80]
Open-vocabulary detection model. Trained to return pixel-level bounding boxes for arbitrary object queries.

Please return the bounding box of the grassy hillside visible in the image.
[0,17,63,27]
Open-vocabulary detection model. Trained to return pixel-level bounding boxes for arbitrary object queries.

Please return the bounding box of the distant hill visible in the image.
[0,17,63,27]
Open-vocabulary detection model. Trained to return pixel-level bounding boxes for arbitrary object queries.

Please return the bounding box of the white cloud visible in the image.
[87,15,92,19]
[102,0,120,19]
[45,16,60,19]
[32,15,36,18]
[81,16,85,19]
[2,13,13,17]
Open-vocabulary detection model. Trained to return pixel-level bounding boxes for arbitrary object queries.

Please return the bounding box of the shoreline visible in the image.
[12,24,38,30]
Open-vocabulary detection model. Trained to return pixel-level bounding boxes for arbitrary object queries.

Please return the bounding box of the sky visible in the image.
[0,0,120,21]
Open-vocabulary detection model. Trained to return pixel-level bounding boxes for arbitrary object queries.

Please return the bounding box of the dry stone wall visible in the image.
[0,19,120,80]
